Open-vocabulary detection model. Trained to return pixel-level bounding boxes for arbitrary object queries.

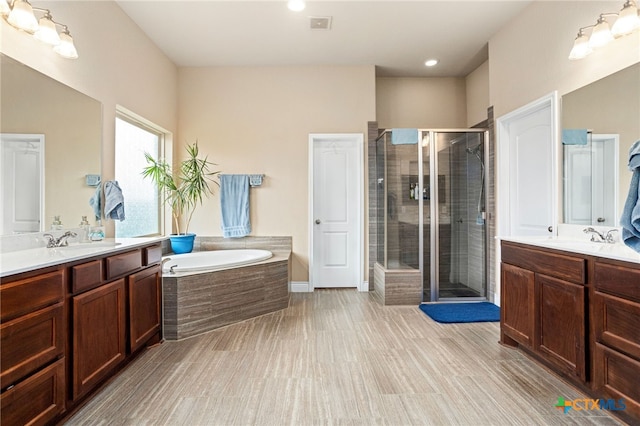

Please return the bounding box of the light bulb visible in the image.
[589,16,614,48]
[287,0,305,12]
[611,1,640,36]
[53,31,78,59]
[34,14,61,45]
[7,0,38,32]
[568,31,593,60]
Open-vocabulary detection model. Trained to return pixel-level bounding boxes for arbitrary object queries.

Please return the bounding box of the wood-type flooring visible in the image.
[67,290,621,425]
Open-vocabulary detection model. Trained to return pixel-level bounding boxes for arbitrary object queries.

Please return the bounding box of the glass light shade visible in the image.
[589,18,614,48]
[287,0,305,12]
[53,32,78,59]
[611,2,640,36]
[7,0,38,32]
[34,16,61,45]
[568,33,593,60]
[0,0,11,17]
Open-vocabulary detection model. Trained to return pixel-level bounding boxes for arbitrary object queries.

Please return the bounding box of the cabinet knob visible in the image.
[597,217,605,223]
[548,226,553,233]
[315,219,321,225]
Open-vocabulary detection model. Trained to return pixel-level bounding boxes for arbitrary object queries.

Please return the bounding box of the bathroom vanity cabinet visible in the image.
[0,241,163,426]
[501,242,587,382]
[501,240,640,424]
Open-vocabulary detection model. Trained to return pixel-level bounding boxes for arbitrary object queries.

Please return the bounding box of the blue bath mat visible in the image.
[419,302,500,323]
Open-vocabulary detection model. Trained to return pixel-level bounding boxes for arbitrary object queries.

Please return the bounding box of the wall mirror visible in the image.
[561,62,640,227]
[0,54,102,235]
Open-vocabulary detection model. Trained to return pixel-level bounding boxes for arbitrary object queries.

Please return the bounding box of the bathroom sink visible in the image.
[56,242,121,251]
[540,239,604,253]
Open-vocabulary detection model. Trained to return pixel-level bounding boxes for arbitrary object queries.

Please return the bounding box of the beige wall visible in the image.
[0,0,178,232]
[376,77,467,129]
[465,61,490,127]
[178,66,376,281]
[489,1,640,118]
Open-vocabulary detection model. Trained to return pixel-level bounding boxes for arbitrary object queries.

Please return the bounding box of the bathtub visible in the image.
[162,249,272,274]
[161,248,289,340]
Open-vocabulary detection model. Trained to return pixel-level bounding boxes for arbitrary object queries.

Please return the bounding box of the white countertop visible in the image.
[0,237,166,278]
[499,235,640,264]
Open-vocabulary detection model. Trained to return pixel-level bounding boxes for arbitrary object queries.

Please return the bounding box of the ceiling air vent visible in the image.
[309,16,332,30]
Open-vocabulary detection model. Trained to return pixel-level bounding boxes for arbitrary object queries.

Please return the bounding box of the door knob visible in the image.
[315,219,321,224]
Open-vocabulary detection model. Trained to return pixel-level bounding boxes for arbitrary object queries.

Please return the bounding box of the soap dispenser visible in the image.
[79,216,91,242]
[90,219,105,241]
[51,215,63,230]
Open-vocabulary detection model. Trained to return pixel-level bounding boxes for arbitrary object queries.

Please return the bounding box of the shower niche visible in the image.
[374,129,488,304]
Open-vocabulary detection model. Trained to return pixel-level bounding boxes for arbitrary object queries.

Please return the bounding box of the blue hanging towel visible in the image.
[621,140,640,252]
[104,180,126,221]
[562,129,588,145]
[89,182,102,220]
[391,128,419,145]
[220,174,251,238]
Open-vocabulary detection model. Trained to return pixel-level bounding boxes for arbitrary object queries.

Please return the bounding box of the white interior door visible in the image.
[498,93,558,237]
[0,134,45,234]
[310,133,363,289]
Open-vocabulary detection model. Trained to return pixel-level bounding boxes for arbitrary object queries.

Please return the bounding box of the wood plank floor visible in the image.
[66,290,621,425]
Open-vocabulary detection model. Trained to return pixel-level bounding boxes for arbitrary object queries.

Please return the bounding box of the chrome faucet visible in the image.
[43,231,78,248]
[583,227,618,244]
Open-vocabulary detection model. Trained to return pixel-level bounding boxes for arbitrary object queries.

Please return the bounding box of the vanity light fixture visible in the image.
[569,0,640,60]
[1,0,78,58]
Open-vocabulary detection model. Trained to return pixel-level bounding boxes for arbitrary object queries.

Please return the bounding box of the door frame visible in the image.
[308,133,365,292]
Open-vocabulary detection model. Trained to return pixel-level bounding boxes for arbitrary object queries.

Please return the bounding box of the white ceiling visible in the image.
[116,0,532,77]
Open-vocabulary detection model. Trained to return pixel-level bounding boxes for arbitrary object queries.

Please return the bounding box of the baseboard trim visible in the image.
[290,281,311,292]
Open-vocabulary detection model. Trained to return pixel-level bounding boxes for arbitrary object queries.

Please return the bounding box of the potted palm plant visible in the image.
[142,141,219,254]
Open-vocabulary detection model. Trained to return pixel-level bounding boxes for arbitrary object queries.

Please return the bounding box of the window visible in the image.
[114,113,164,237]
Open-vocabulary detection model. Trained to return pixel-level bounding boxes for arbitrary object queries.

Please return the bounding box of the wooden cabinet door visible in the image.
[0,357,65,426]
[537,274,586,381]
[128,266,161,353]
[72,279,126,400]
[500,263,535,348]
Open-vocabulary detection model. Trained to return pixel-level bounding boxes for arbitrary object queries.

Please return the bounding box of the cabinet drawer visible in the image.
[0,357,65,426]
[1,303,64,389]
[595,261,640,303]
[105,250,142,280]
[144,245,162,266]
[0,270,65,322]
[594,343,640,420]
[594,291,640,360]
[501,243,586,284]
[71,259,103,293]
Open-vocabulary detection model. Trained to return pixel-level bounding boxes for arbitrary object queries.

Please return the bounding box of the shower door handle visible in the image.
[315,219,321,225]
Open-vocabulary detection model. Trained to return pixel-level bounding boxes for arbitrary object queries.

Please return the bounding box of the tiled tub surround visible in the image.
[162,236,291,340]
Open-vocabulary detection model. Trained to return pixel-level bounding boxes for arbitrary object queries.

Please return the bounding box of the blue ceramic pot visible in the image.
[169,233,195,254]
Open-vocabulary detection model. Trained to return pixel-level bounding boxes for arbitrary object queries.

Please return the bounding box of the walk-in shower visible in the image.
[374,129,488,302]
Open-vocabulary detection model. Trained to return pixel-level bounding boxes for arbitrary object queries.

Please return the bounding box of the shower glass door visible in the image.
[424,130,487,301]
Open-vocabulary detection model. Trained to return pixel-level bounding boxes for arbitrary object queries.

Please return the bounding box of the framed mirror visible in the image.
[0,54,102,235]
[561,62,640,227]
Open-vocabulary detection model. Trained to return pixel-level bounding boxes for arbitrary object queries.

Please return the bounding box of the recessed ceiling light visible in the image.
[424,59,439,67]
[288,0,305,12]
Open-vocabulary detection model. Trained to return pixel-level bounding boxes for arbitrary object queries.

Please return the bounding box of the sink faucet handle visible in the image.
[605,229,619,243]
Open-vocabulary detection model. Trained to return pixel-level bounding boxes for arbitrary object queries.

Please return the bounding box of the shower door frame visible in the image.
[419,129,490,302]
